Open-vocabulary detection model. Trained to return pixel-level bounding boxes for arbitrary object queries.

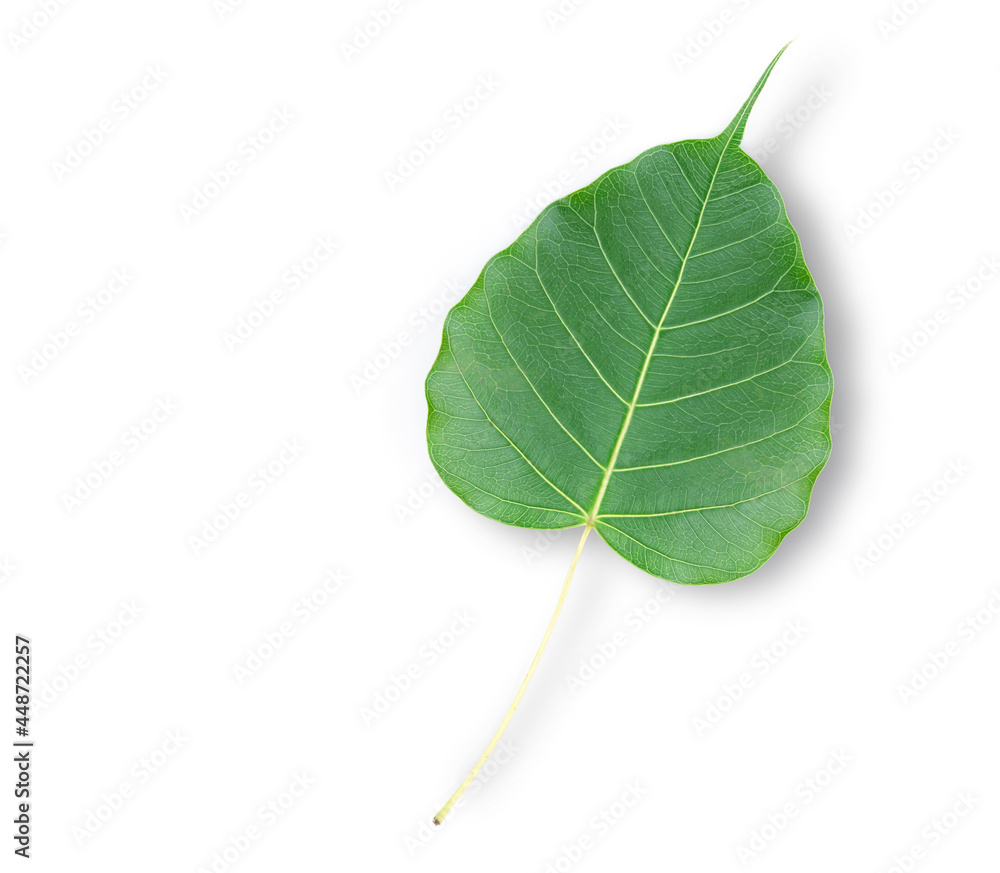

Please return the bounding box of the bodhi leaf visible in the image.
[426,46,832,824]
[426,46,831,584]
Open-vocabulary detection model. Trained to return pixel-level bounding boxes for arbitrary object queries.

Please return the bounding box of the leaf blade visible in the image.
[426,46,832,581]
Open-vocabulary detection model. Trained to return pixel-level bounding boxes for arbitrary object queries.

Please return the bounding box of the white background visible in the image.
[2,0,998,870]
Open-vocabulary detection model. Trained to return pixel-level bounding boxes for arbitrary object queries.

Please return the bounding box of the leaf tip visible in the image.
[720,42,794,148]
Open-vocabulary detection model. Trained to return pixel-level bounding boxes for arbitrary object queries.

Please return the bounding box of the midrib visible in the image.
[585,132,739,524]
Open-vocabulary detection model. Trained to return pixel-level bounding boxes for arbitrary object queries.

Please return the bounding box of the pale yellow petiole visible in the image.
[433,522,593,826]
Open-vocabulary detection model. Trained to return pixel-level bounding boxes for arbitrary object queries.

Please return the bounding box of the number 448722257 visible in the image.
[15,636,30,737]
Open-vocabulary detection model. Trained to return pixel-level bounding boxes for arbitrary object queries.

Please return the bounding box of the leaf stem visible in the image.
[433,522,593,825]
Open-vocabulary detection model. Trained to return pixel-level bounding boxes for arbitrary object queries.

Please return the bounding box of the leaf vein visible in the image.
[449,352,590,516]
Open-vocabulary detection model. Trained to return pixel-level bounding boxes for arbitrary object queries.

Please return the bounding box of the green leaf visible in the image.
[426,44,834,826]
[426,45,832,585]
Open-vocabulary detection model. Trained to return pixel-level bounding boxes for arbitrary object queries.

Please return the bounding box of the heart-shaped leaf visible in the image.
[427,46,831,584]
[426,45,832,824]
